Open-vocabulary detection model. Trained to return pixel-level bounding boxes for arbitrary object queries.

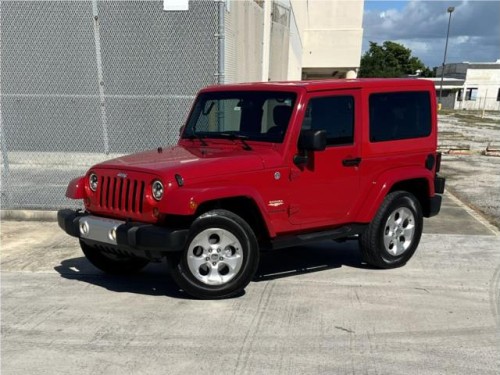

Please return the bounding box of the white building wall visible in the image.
[456,67,500,111]
[224,0,264,83]
[291,0,364,78]
[269,20,290,81]
[303,29,363,68]
[225,0,291,83]
[287,3,303,80]
[224,0,364,83]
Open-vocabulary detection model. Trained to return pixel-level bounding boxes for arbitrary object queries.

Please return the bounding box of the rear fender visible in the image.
[355,168,434,222]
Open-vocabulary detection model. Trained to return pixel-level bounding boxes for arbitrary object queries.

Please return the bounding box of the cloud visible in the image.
[363,0,500,67]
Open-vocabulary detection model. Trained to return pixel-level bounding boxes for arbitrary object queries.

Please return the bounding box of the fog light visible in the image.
[80,221,89,235]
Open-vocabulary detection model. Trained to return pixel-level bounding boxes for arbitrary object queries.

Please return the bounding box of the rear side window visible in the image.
[369,91,431,142]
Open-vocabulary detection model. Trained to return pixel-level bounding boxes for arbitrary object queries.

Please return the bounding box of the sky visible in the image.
[363,0,500,68]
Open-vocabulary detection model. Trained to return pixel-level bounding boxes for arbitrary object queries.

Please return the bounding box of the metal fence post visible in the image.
[0,100,11,209]
[0,1,11,208]
[92,0,110,154]
[217,0,225,85]
[261,0,272,82]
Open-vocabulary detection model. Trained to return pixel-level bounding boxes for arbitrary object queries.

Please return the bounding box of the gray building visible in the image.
[432,60,500,111]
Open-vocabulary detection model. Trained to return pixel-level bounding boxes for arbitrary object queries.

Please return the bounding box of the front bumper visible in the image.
[57,209,188,260]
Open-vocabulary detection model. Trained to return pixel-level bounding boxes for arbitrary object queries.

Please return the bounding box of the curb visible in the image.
[1,210,57,222]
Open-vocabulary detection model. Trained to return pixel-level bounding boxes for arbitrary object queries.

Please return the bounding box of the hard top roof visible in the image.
[200,78,434,93]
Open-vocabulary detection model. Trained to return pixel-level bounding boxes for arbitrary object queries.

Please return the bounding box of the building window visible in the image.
[457,89,463,101]
[465,88,478,101]
[497,88,500,101]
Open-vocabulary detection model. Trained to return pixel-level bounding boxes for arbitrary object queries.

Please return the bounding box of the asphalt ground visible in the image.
[1,192,499,374]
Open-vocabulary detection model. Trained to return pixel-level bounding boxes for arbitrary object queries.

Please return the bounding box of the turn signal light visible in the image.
[189,199,197,211]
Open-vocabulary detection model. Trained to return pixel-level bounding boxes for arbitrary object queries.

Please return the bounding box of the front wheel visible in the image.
[360,191,423,268]
[168,209,259,299]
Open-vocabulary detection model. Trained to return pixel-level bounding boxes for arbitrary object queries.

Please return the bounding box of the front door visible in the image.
[288,90,361,227]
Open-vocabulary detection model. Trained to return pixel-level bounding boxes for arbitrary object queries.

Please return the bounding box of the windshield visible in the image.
[182,91,297,143]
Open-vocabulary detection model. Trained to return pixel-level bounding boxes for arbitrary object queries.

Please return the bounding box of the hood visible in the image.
[93,144,282,181]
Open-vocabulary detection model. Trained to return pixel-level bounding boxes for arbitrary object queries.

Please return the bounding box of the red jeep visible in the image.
[58,78,445,299]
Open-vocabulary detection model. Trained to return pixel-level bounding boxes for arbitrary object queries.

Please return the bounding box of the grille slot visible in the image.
[98,176,145,214]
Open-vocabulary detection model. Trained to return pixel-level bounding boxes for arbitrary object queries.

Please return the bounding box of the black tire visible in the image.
[168,209,259,299]
[360,191,423,269]
[80,240,150,274]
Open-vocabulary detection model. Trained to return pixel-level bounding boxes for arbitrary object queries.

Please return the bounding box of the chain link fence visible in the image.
[1,0,219,209]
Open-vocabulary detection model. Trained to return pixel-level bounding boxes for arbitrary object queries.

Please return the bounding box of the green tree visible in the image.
[359,41,434,78]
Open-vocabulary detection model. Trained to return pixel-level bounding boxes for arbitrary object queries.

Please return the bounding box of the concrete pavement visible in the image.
[1,193,499,374]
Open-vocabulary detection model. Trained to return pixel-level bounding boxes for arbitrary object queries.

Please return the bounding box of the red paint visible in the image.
[65,176,85,199]
[65,79,440,237]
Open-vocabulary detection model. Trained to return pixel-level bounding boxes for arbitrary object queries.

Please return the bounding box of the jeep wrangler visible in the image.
[58,78,445,299]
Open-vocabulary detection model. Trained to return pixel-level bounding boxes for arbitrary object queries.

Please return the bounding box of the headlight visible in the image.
[89,173,98,192]
[152,180,164,201]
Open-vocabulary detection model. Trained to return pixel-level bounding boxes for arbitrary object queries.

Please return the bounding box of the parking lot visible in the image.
[2,111,500,374]
[1,192,499,374]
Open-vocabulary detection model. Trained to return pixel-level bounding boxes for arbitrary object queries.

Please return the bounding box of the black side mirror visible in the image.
[294,130,327,166]
[298,129,327,151]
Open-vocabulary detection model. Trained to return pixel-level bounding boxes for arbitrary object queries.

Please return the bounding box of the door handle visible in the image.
[342,157,361,167]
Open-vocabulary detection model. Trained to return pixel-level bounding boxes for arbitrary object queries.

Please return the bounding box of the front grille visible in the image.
[98,176,145,214]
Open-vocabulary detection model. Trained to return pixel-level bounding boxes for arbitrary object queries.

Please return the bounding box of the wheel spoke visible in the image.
[217,230,238,250]
[395,239,405,255]
[402,226,415,239]
[386,214,396,229]
[400,209,412,224]
[222,254,242,272]
[187,254,208,270]
[206,264,223,284]
[190,238,210,253]
[383,235,393,249]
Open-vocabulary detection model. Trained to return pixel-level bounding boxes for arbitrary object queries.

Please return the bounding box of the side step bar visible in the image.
[267,224,367,250]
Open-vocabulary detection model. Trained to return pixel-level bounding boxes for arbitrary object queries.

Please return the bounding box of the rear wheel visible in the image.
[80,240,150,274]
[168,209,259,299]
[360,191,423,268]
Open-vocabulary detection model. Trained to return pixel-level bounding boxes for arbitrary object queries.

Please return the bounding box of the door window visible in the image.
[301,96,354,146]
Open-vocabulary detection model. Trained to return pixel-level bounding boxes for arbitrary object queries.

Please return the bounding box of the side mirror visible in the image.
[298,129,327,151]
[294,130,327,166]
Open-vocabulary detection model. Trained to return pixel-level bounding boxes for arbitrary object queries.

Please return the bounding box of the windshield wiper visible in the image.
[218,133,252,151]
[187,133,208,146]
